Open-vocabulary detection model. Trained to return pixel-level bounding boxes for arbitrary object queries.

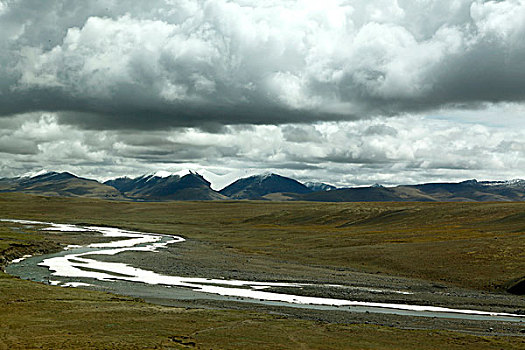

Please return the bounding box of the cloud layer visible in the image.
[2,0,525,128]
[2,112,524,188]
[1,1,524,185]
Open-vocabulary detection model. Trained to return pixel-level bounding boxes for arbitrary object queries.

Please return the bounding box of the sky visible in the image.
[1,0,525,189]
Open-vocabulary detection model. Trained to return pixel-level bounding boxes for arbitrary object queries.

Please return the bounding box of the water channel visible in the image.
[3,219,524,323]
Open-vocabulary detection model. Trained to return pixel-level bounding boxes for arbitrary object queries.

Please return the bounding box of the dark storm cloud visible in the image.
[282,125,323,143]
[364,124,398,137]
[118,143,239,162]
[54,104,333,130]
[0,137,37,155]
[1,1,525,130]
[1,1,525,187]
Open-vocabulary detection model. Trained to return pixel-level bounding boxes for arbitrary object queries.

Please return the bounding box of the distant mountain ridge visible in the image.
[0,171,123,199]
[1,170,525,202]
[293,179,525,202]
[104,172,226,201]
[219,173,312,199]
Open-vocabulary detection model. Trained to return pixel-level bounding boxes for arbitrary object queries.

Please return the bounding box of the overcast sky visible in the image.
[1,0,525,189]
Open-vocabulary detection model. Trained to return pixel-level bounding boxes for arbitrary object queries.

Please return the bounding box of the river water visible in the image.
[3,219,524,323]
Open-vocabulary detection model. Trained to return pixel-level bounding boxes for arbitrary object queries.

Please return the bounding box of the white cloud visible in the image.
[471,0,525,40]
[3,0,525,126]
[1,109,524,187]
[1,1,525,185]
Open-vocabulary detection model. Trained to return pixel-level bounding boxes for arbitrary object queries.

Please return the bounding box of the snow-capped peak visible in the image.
[482,179,525,187]
[504,179,525,185]
[22,169,53,178]
[247,172,275,182]
[172,169,192,177]
[152,170,174,178]
[260,171,274,179]
[142,169,192,182]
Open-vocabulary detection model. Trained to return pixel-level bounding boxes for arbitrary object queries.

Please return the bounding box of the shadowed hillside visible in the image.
[219,173,312,199]
[105,172,226,200]
[0,172,123,199]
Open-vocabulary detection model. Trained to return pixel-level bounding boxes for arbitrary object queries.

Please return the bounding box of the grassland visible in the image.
[2,272,523,349]
[0,193,524,348]
[2,193,524,290]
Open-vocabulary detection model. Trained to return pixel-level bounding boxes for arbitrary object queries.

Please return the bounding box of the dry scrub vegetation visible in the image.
[0,193,524,349]
[2,193,523,291]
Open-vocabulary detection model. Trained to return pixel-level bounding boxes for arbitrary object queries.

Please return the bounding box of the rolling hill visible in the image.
[0,172,123,199]
[294,179,525,202]
[219,173,312,199]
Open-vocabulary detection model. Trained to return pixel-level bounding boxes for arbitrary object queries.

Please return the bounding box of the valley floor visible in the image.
[0,193,524,349]
[83,233,525,336]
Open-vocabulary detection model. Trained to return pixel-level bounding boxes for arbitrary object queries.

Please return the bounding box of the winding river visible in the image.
[3,219,524,323]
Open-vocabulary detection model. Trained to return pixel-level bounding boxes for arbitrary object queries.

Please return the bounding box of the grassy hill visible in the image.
[0,172,124,199]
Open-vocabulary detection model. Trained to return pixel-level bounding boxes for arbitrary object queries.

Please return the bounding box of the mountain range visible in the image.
[1,171,525,202]
[105,171,226,201]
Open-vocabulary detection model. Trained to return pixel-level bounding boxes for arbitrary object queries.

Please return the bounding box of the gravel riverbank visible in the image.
[85,238,525,336]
